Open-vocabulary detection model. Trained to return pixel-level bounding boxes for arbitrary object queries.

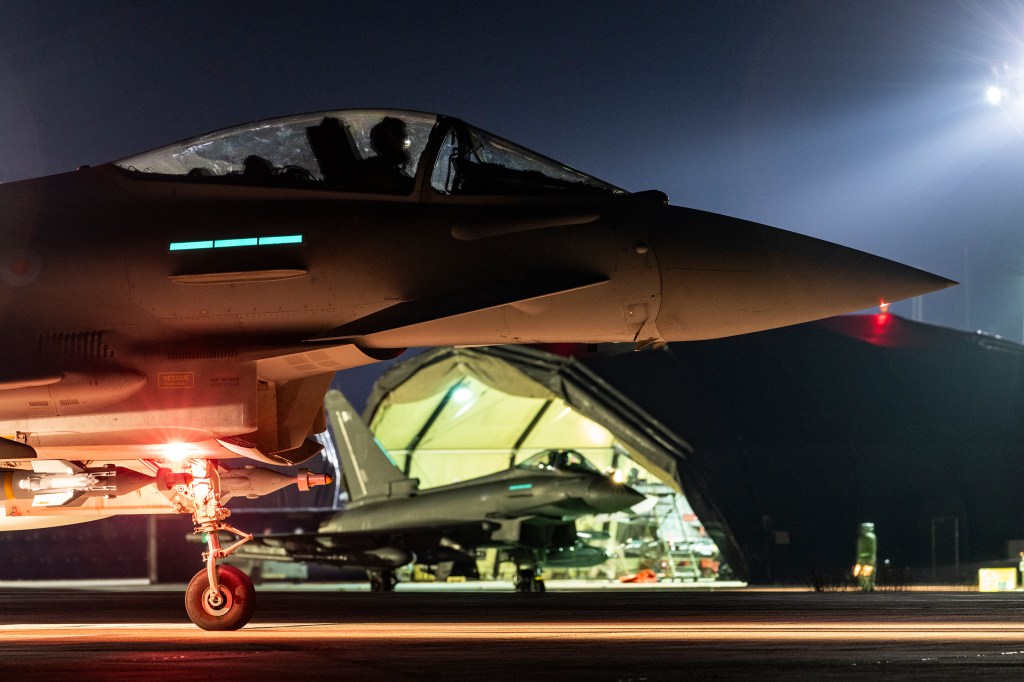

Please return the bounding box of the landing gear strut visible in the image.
[181,459,255,630]
[514,566,546,593]
[368,569,398,592]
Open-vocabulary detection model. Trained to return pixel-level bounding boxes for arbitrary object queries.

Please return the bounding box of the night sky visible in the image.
[3,0,1024,367]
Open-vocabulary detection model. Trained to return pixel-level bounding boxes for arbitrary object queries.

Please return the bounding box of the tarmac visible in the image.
[2,580,1024,680]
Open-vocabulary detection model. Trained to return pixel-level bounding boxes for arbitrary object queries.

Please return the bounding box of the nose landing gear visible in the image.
[513,550,546,593]
[514,566,547,592]
[171,458,332,629]
[182,459,256,630]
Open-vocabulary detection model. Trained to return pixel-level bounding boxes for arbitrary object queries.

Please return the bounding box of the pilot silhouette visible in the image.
[354,116,414,194]
[547,450,570,470]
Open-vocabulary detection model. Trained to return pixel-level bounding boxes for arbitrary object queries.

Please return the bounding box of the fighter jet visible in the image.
[0,108,953,629]
[223,390,642,593]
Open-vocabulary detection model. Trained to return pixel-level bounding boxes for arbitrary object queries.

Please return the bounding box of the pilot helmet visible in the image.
[370,117,411,156]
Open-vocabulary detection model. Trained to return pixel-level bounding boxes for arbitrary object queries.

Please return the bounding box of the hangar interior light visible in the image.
[451,386,474,403]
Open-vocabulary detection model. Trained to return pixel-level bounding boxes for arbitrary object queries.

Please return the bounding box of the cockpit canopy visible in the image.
[114,109,623,197]
[516,449,602,475]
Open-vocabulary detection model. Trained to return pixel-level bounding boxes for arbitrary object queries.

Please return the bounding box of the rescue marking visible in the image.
[158,372,195,389]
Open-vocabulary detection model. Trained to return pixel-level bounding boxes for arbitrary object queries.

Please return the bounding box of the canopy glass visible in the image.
[115,109,622,197]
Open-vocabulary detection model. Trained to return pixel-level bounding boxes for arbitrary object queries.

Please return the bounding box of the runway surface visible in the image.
[3,584,1024,680]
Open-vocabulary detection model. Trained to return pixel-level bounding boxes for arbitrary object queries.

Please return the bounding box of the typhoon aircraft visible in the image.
[222,389,643,593]
[0,109,953,629]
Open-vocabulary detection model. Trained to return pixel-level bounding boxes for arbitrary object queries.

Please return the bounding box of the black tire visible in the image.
[185,565,256,631]
[369,570,397,593]
[515,568,535,593]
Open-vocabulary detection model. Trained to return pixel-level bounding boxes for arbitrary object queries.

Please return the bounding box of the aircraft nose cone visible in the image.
[586,477,646,514]
[648,206,956,341]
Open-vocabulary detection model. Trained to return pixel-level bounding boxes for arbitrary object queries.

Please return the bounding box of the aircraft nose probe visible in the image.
[585,476,646,514]
[647,207,956,342]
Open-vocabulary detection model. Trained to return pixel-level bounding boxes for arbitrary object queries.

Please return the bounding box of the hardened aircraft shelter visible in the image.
[362,345,743,581]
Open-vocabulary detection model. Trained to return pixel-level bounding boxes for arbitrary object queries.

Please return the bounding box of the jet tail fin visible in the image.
[324,389,416,506]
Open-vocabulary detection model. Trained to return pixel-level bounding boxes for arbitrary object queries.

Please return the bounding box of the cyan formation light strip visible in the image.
[169,240,214,251]
[215,237,258,248]
[508,483,533,491]
[258,235,303,246]
[170,235,303,251]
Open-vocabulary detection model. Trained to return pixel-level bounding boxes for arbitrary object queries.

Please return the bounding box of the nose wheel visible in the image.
[185,564,256,630]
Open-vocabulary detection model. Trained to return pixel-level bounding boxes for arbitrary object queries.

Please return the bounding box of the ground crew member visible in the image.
[853,522,877,592]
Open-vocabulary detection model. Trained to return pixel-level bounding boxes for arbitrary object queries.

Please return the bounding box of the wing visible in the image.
[0,374,62,391]
[222,519,495,569]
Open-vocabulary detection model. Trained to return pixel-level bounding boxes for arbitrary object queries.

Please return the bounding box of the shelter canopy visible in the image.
[363,346,688,490]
